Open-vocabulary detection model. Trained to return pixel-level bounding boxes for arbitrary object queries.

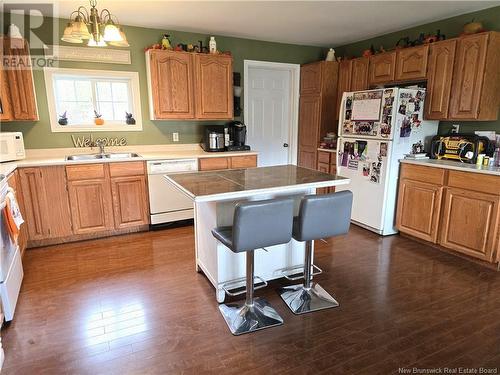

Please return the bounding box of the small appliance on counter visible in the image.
[201,126,225,152]
[0,132,25,162]
[430,134,494,164]
[225,121,250,151]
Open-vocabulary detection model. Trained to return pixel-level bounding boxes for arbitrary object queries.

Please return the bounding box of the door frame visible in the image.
[243,60,300,165]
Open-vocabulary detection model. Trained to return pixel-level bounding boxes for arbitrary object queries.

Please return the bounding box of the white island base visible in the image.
[194,189,315,303]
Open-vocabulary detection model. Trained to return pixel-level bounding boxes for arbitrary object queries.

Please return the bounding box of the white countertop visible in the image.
[400,158,500,176]
[1,144,258,170]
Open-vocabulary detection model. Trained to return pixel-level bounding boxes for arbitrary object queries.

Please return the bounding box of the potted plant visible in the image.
[58,111,68,125]
[94,110,104,125]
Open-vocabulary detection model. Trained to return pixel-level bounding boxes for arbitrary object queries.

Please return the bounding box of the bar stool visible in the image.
[212,197,295,335]
[278,191,353,314]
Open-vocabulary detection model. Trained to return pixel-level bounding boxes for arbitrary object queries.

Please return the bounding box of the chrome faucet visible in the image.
[94,139,105,155]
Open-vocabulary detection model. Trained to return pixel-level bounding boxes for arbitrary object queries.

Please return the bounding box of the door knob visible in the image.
[283,143,289,147]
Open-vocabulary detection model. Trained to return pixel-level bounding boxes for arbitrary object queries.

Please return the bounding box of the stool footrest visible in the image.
[280,264,323,281]
[221,275,267,297]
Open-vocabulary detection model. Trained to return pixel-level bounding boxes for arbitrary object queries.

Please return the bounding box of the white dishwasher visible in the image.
[147,159,198,225]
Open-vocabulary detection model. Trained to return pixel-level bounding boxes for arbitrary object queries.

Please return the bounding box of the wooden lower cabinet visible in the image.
[396,179,442,243]
[111,176,149,229]
[68,179,114,235]
[7,170,28,256]
[198,154,257,171]
[439,188,499,262]
[316,150,337,195]
[396,163,500,264]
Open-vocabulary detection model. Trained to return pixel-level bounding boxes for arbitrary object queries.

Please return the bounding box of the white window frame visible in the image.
[44,67,142,132]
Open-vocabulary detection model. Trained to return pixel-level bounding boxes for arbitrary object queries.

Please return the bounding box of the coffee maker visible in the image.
[225,121,250,151]
[201,126,225,152]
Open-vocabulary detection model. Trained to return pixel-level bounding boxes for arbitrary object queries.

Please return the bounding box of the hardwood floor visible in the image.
[2,225,499,374]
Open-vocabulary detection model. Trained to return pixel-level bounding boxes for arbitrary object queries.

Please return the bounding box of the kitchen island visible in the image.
[166,165,350,302]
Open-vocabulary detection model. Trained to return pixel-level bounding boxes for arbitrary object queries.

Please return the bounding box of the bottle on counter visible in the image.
[209,37,217,54]
[493,148,500,167]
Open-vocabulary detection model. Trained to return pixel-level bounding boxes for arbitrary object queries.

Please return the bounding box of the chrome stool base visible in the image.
[219,297,284,335]
[278,283,339,315]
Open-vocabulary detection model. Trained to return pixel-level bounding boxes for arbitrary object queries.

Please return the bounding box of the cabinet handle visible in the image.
[283,143,289,148]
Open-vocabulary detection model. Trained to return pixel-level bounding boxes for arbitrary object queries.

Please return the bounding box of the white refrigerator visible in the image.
[336,88,438,235]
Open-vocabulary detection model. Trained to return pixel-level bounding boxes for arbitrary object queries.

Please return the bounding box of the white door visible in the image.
[245,63,297,166]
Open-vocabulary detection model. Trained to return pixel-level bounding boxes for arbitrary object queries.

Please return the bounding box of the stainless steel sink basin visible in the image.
[65,152,141,161]
[65,154,106,161]
[105,152,141,159]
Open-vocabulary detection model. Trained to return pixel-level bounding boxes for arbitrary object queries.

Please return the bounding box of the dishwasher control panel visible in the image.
[147,159,198,174]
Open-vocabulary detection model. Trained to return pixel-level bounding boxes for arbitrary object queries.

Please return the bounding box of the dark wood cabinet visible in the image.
[147,50,195,119]
[369,51,396,86]
[336,60,352,120]
[424,40,457,120]
[350,57,369,91]
[297,61,338,170]
[448,32,500,120]
[1,37,38,121]
[395,44,429,81]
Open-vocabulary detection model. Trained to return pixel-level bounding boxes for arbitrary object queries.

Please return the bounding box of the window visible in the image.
[44,68,142,132]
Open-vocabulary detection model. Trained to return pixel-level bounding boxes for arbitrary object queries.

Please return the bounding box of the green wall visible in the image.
[335,6,500,136]
[1,13,325,149]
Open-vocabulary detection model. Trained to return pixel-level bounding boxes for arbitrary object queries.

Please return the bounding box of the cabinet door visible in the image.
[350,58,369,91]
[148,50,195,119]
[8,171,29,254]
[369,52,396,86]
[19,168,48,240]
[336,60,352,119]
[230,155,257,169]
[111,176,149,229]
[395,45,429,81]
[194,54,233,119]
[0,64,13,121]
[424,40,457,120]
[298,95,321,169]
[2,38,37,120]
[439,188,499,262]
[68,179,114,235]
[448,33,489,119]
[199,157,230,171]
[396,178,443,243]
[300,62,322,95]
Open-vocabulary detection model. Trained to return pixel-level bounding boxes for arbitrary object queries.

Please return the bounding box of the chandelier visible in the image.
[61,0,129,47]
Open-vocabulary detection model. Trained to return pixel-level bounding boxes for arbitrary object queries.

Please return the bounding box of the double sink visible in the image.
[65,152,141,161]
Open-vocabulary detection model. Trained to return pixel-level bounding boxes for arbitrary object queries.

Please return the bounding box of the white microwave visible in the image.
[0,132,26,162]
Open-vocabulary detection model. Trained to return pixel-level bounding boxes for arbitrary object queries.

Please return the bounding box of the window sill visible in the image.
[51,123,143,132]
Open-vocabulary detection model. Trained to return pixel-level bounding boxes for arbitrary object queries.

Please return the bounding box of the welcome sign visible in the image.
[71,134,127,148]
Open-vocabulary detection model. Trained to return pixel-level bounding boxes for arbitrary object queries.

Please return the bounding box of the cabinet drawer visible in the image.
[447,171,500,196]
[109,161,145,177]
[199,157,229,171]
[317,151,331,164]
[66,164,105,181]
[317,162,330,174]
[230,155,257,169]
[400,164,445,185]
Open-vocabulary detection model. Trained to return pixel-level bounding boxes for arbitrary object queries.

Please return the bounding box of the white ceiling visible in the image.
[50,1,499,47]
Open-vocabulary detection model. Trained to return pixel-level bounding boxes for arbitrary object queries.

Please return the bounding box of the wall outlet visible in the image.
[451,124,460,134]
[172,132,179,142]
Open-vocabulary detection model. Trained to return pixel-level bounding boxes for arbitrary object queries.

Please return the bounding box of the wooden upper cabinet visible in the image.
[1,37,38,121]
[336,60,352,119]
[350,57,369,91]
[0,64,13,121]
[439,188,499,262]
[111,175,149,229]
[298,95,321,169]
[148,50,195,119]
[448,32,500,120]
[300,62,322,95]
[194,54,233,119]
[424,40,457,120]
[395,44,429,81]
[369,52,396,86]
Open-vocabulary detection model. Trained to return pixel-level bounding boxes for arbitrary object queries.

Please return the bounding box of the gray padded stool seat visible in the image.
[212,197,295,335]
[278,191,353,314]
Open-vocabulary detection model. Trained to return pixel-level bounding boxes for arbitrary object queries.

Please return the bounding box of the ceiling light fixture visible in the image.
[61,0,128,47]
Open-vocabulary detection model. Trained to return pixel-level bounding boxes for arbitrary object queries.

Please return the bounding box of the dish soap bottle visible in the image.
[209,36,217,54]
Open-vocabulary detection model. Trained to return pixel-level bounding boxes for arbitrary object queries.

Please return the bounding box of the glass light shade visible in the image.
[61,22,83,43]
[71,19,91,40]
[88,35,107,47]
[103,23,122,42]
[108,29,129,47]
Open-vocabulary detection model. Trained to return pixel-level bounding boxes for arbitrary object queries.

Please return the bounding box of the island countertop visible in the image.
[165,164,350,202]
